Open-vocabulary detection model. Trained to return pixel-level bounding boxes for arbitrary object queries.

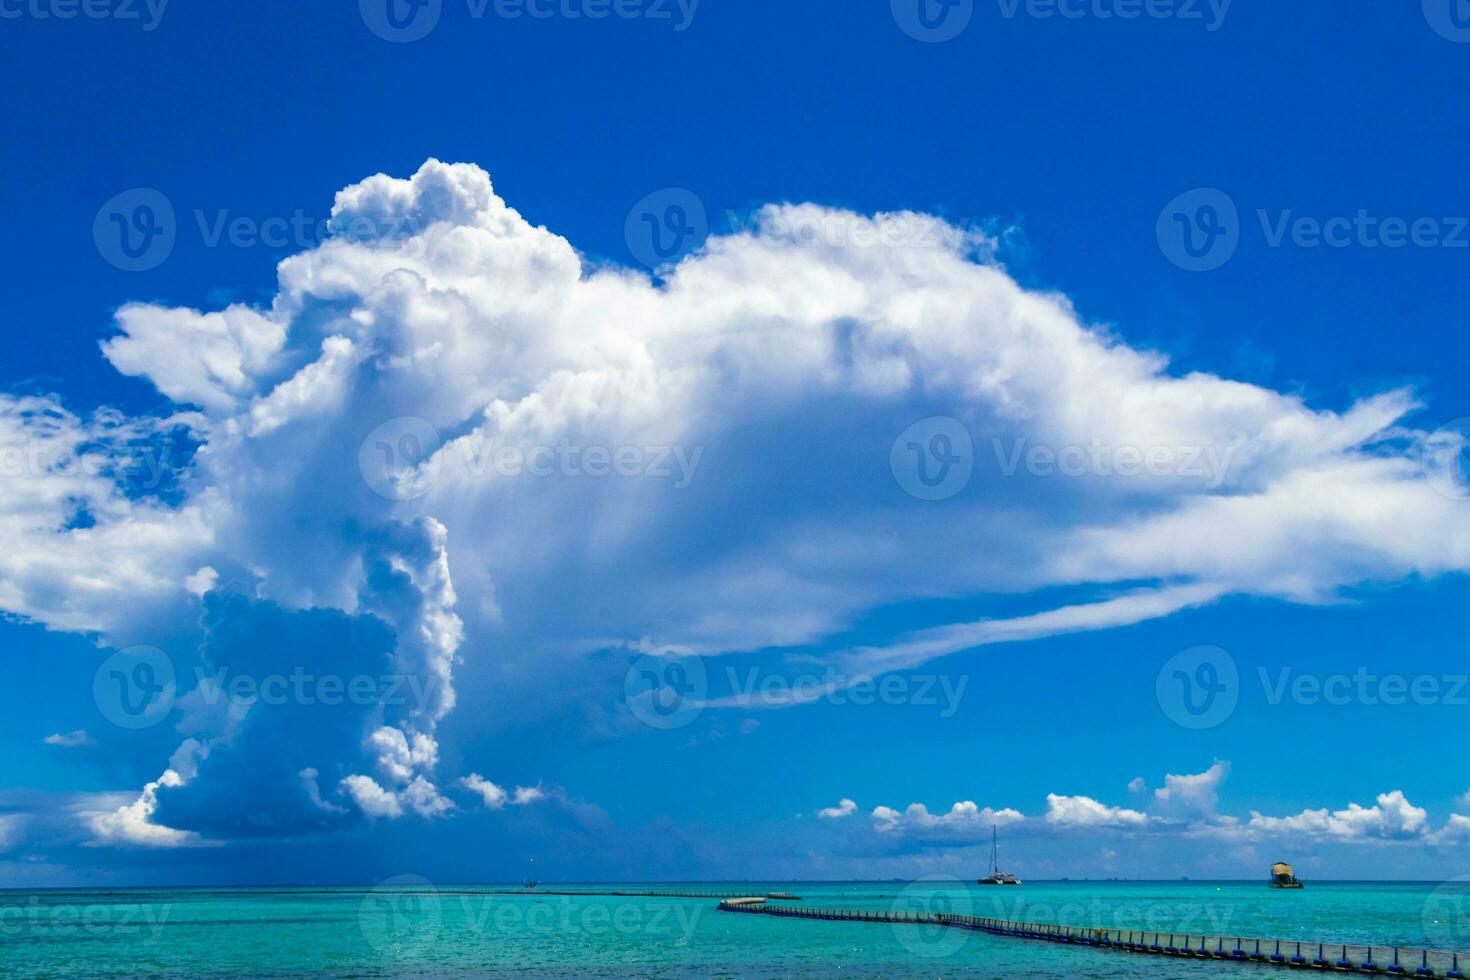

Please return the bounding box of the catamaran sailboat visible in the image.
[977,827,1021,885]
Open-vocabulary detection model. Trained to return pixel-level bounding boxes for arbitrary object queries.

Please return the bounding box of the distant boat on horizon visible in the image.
[977,827,1022,886]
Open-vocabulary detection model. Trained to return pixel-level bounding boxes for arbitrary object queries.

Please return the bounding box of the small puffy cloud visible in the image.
[1128,777,1146,793]
[817,798,858,820]
[873,801,1025,840]
[1045,794,1150,830]
[402,776,456,818]
[459,773,509,810]
[339,772,454,820]
[1433,814,1470,844]
[512,785,546,806]
[369,727,439,784]
[340,775,403,820]
[43,730,92,748]
[1152,761,1229,821]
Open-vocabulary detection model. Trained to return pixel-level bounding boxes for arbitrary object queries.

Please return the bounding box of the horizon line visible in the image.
[2,878,1458,893]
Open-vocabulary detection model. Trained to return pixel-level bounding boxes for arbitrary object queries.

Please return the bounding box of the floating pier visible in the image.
[718,899,1469,976]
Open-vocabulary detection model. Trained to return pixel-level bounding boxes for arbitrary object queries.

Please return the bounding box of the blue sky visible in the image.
[2,0,1470,886]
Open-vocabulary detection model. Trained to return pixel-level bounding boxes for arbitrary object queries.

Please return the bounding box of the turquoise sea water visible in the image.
[4,880,1468,977]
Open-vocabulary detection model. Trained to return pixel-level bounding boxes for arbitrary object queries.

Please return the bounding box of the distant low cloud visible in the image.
[457,775,563,813]
[1435,814,1470,844]
[1247,790,1428,842]
[829,763,1465,852]
[874,801,1026,841]
[817,798,857,820]
[1045,794,1150,830]
[43,730,92,748]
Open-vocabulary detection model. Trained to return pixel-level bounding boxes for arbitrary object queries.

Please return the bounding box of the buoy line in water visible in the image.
[718,899,1470,976]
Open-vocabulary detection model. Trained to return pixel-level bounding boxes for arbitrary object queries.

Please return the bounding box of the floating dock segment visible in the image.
[718,899,1469,977]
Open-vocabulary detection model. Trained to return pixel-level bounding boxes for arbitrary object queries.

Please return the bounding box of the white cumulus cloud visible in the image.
[340,775,403,820]
[87,770,207,847]
[5,159,1470,853]
[1247,790,1429,842]
[1045,794,1151,830]
[818,798,858,820]
[873,800,1025,836]
[459,773,509,810]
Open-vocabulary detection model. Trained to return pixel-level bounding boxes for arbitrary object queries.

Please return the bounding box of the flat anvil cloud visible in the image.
[1,159,1468,845]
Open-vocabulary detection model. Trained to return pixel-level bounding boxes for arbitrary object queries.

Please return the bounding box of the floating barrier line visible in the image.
[6,887,802,901]
[478,889,802,900]
[717,900,1469,977]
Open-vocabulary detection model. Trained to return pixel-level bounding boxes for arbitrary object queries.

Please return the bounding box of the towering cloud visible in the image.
[0,160,1467,848]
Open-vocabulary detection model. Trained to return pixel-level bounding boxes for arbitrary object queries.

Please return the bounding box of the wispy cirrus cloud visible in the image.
[43,730,92,748]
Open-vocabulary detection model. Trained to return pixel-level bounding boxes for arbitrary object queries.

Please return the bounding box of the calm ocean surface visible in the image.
[4,880,1466,977]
